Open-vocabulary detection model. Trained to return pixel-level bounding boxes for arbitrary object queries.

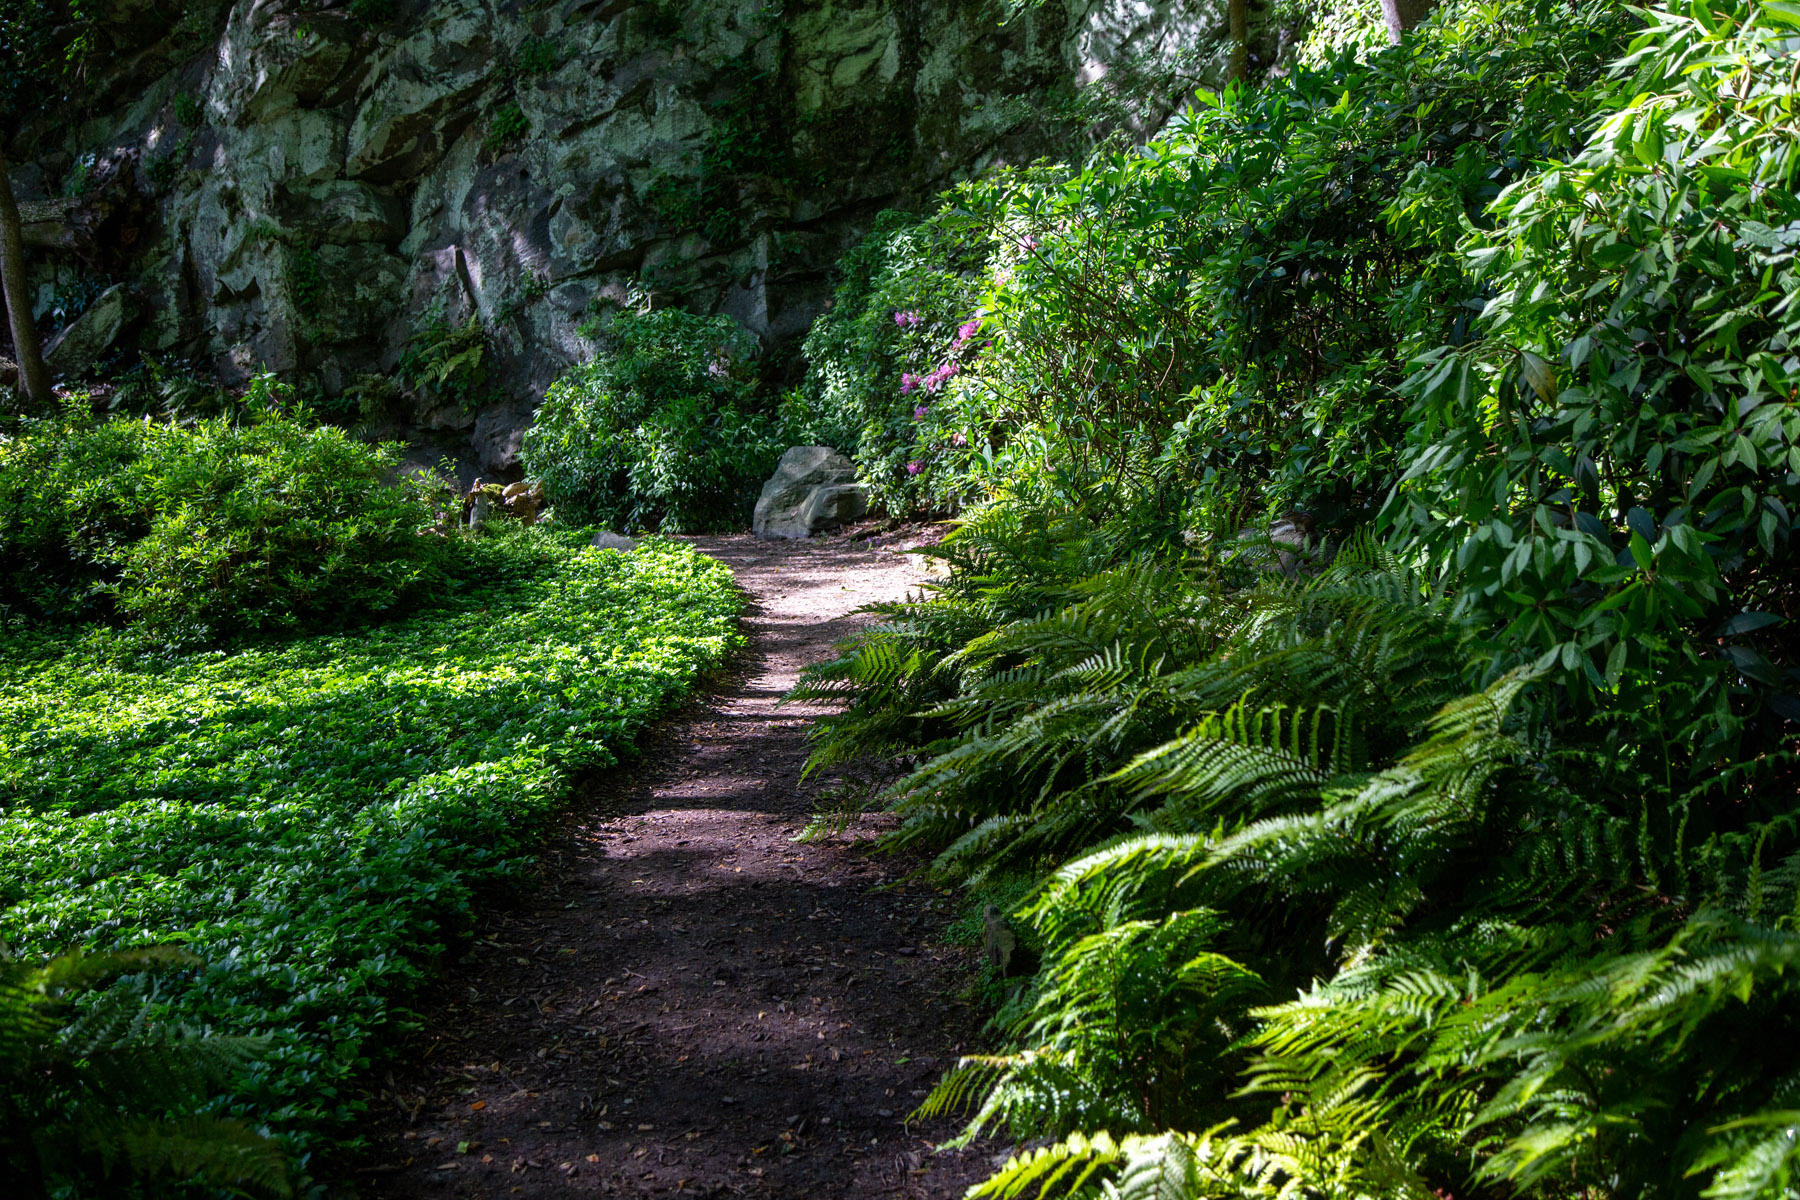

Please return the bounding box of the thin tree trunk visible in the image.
[0,148,52,410]
[1228,0,1250,83]
[1380,0,1438,43]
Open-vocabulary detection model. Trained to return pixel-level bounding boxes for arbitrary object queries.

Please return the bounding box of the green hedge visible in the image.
[0,396,454,640]
[522,307,784,533]
[0,531,740,1163]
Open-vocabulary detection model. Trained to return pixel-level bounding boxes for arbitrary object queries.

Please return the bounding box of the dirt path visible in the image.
[358,530,994,1198]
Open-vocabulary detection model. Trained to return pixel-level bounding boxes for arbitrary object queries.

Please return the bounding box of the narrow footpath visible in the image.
[361,531,994,1198]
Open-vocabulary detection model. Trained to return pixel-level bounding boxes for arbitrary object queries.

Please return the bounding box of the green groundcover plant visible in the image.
[0,529,740,1176]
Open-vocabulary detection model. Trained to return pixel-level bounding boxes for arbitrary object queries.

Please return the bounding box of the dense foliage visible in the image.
[0,386,453,641]
[794,193,1023,516]
[521,306,784,532]
[1,947,290,1198]
[794,1,1800,1197]
[805,514,1800,1197]
[1387,0,1800,751]
[0,530,740,1175]
[9,0,1800,1195]
[797,0,1624,538]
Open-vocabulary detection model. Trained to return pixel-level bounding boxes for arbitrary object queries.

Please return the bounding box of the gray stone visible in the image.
[282,181,406,245]
[45,284,135,378]
[213,5,357,124]
[422,404,477,432]
[1234,520,1318,576]
[591,531,637,552]
[473,404,533,474]
[502,480,545,525]
[548,280,595,314]
[753,446,866,539]
[800,482,868,531]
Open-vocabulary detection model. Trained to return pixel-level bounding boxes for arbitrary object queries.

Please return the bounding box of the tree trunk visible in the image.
[1228,0,1250,83]
[0,148,52,411]
[1380,0,1439,43]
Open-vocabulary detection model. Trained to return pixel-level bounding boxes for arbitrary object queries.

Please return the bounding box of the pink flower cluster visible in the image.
[905,460,923,476]
[893,310,923,328]
[952,319,981,349]
[918,361,960,393]
[901,361,960,396]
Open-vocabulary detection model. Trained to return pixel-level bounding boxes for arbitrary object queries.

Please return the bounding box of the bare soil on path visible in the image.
[357,530,995,1199]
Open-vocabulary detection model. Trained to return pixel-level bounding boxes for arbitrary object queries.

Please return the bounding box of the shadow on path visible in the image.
[358,531,995,1198]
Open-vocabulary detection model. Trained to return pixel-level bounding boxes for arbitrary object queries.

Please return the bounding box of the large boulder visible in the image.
[473,403,534,474]
[753,446,868,539]
[45,284,136,378]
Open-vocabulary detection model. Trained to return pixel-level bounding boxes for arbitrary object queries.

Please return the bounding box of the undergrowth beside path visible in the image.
[0,532,740,1173]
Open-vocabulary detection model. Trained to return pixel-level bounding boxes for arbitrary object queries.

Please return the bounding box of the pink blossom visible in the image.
[893,310,922,328]
[952,432,968,447]
[1021,235,1039,251]
[914,405,929,420]
[954,319,981,347]
[900,373,919,394]
[905,460,923,476]
[920,361,960,393]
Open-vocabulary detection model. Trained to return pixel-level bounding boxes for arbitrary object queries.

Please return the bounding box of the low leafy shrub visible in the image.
[0,386,454,640]
[0,532,740,1163]
[523,305,782,532]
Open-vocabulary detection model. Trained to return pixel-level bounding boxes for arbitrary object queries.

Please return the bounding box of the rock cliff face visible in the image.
[9,0,1221,473]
